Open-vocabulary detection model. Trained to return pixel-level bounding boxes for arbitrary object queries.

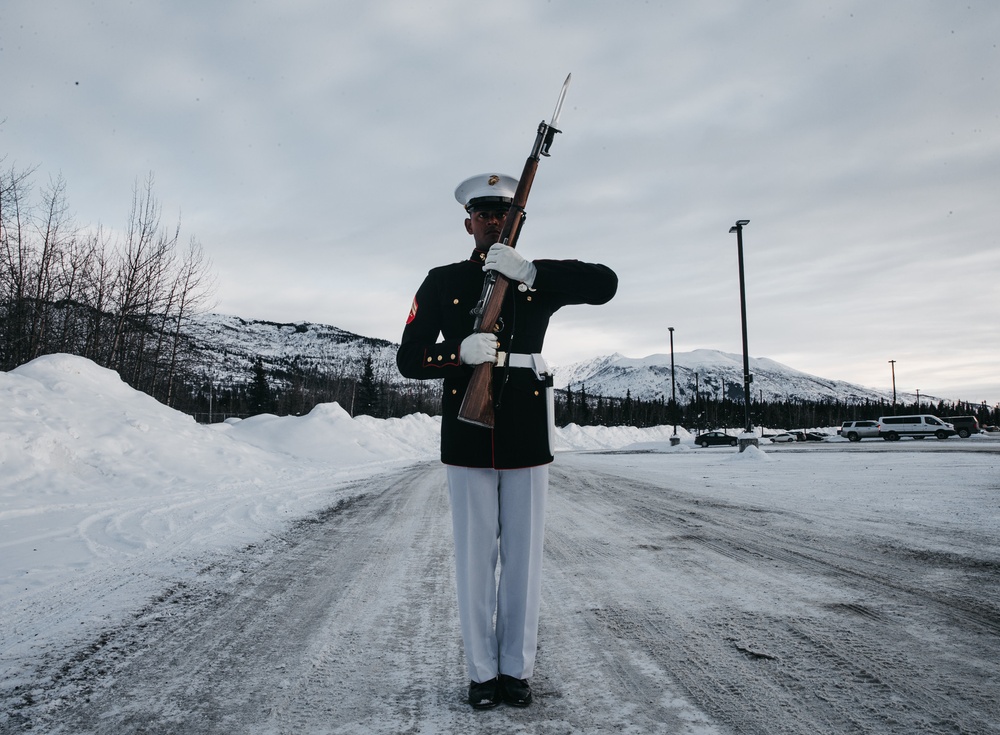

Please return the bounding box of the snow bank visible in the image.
[1,354,274,493]
[557,422,691,451]
[214,403,441,464]
[727,443,775,462]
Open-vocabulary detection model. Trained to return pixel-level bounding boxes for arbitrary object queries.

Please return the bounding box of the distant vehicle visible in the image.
[695,431,738,448]
[839,420,880,442]
[770,432,796,443]
[877,415,956,441]
[782,430,828,442]
[943,416,980,439]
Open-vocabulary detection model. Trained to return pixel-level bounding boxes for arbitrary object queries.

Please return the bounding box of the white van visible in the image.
[877,415,956,441]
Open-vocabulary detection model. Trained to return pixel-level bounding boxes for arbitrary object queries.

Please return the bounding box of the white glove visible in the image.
[484,243,536,287]
[460,333,498,365]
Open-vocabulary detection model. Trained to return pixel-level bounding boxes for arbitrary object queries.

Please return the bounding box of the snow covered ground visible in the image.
[2,354,999,733]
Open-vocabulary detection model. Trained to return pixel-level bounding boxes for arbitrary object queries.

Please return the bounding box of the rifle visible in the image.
[458,74,571,428]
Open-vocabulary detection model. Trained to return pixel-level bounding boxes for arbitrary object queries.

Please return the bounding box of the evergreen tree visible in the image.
[248,358,273,415]
[622,389,634,427]
[578,383,591,424]
[354,354,380,417]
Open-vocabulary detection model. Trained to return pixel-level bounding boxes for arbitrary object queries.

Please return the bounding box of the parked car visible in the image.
[770,432,796,443]
[695,431,738,447]
[838,420,880,442]
[877,415,956,441]
[781,430,828,442]
[943,416,980,439]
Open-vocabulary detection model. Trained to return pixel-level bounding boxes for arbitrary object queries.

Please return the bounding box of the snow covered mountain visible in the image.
[183,313,401,386]
[183,313,912,405]
[551,349,917,405]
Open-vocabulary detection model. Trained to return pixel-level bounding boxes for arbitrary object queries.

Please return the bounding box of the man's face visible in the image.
[465,207,509,251]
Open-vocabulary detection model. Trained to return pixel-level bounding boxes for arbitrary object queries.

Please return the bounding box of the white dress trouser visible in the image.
[446,465,548,683]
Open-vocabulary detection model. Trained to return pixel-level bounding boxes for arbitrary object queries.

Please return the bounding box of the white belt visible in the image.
[497,352,549,381]
[497,352,556,455]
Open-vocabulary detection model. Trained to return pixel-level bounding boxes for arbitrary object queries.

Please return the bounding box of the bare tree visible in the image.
[79,224,115,362]
[0,164,36,368]
[54,231,98,353]
[107,174,177,380]
[161,237,214,404]
[26,175,73,359]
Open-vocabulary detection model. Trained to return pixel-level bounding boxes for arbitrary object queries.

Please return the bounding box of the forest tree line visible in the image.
[553,384,1000,432]
[189,366,999,432]
[178,355,442,423]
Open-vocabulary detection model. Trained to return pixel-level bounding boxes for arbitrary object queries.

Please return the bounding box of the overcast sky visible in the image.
[3,1,998,404]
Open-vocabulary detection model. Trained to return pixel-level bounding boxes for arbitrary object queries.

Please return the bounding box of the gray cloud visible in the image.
[3,0,997,403]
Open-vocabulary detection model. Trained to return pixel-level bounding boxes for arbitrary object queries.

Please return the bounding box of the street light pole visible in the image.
[889,359,897,411]
[729,219,753,435]
[669,327,679,445]
[695,371,701,435]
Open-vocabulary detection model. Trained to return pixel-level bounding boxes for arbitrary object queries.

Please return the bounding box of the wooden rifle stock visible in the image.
[458,81,568,428]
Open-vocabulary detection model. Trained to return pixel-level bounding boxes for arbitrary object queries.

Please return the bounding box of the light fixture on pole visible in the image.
[729,219,756,450]
[669,327,679,445]
[916,388,920,411]
[889,359,897,411]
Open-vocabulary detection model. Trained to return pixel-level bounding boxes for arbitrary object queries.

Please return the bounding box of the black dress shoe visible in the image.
[499,674,532,707]
[468,677,501,709]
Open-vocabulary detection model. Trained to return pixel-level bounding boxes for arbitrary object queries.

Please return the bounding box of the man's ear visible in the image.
[464,218,473,235]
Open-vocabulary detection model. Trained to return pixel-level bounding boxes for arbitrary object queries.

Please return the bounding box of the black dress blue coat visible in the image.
[396,248,618,469]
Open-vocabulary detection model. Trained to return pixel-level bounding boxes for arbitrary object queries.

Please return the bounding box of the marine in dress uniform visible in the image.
[396,173,617,709]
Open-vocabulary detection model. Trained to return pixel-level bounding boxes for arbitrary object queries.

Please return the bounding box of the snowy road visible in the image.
[5,446,1000,734]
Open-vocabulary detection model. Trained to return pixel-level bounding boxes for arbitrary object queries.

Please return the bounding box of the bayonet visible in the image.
[549,73,572,131]
[539,73,571,158]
